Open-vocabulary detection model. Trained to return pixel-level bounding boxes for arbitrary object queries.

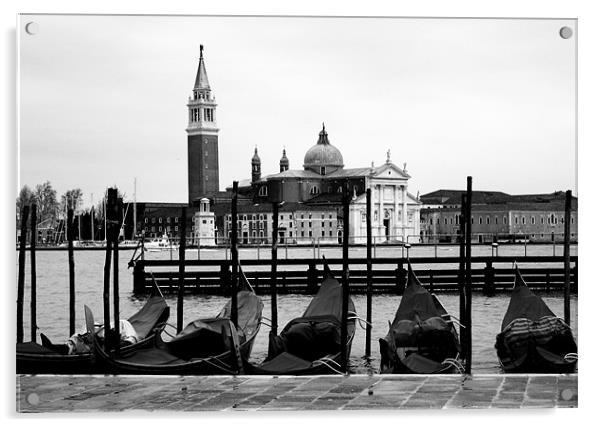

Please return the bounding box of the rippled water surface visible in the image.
[17,244,577,373]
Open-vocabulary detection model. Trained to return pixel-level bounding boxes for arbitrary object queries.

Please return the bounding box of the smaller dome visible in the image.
[303,125,344,172]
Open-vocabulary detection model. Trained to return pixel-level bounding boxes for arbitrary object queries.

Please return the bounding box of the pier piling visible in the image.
[459,194,467,361]
[563,190,572,325]
[365,188,373,359]
[230,181,239,329]
[30,204,37,342]
[177,206,187,333]
[340,182,350,374]
[67,208,76,336]
[102,191,114,352]
[270,202,279,336]
[465,176,473,375]
[17,205,30,344]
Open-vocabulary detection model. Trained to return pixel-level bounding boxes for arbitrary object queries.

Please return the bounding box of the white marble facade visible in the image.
[350,162,421,244]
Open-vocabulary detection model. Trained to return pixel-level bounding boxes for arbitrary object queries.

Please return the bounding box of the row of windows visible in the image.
[190,107,215,123]
[430,214,576,226]
[145,226,180,232]
[226,213,335,221]
[144,217,179,224]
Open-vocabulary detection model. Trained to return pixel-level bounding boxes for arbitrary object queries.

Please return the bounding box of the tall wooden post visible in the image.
[365,188,373,358]
[459,194,466,361]
[230,182,239,328]
[465,177,473,375]
[563,190,572,325]
[110,189,121,352]
[340,182,350,374]
[270,202,279,336]
[102,191,113,352]
[177,207,187,333]
[67,208,76,336]
[17,205,30,344]
[30,204,37,342]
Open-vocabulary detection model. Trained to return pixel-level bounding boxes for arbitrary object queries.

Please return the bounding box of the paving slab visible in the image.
[16,373,577,412]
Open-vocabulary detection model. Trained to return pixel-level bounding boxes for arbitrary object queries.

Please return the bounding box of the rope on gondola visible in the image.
[442,357,465,373]
[315,357,346,375]
[564,353,578,362]
[347,312,371,330]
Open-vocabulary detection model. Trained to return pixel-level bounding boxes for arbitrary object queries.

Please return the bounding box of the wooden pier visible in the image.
[132,255,578,295]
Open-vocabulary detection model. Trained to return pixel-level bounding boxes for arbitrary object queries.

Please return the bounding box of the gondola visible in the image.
[16,286,170,374]
[247,263,356,375]
[91,269,263,375]
[379,265,462,374]
[495,268,577,373]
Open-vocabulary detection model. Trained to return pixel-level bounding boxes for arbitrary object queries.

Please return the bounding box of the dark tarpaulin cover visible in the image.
[127,296,170,339]
[166,290,263,360]
[495,269,577,372]
[258,266,356,372]
[501,270,555,330]
[380,266,459,369]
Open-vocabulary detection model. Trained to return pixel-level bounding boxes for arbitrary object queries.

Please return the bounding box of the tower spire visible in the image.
[194,45,210,89]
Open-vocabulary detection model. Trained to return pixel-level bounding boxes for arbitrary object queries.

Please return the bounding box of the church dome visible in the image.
[303,125,344,173]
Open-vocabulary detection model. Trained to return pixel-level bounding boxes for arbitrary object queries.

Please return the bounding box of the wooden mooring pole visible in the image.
[459,195,466,361]
[465,177,473,375]
[230,181,239,328]
[111,190,121,352]
[340,182,350,374]
[67,208,76,336]
[563,190,572,325]
[30,204,37,342]
[270,201,279,336]
[17,205,30,344]
[365,188,373,359]
[102,191,114,352]
[177,207,187,333]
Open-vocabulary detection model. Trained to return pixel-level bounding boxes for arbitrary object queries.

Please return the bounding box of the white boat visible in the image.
[145,234,179,251]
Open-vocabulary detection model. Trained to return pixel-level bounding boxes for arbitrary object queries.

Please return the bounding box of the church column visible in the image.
[402,185,408,241]
[393,185,399,238]
[379,184,384,241]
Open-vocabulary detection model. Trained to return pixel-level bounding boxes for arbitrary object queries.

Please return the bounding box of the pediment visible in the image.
[372,163,410,180]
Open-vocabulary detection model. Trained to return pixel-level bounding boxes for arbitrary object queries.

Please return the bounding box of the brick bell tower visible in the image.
[187,45,219,205]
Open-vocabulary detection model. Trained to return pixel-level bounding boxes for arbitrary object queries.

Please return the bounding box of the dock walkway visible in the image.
[17,374,577,412]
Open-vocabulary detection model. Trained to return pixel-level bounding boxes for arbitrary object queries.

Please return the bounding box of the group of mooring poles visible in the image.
[17,203,78,344]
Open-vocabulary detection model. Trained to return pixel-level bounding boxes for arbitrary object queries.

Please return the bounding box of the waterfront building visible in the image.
[419,190,578,243]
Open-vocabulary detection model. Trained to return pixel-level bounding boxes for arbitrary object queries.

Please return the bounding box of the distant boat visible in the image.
[145,234,178,251]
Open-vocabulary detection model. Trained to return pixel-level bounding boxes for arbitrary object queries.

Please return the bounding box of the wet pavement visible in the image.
[16,373,577,412]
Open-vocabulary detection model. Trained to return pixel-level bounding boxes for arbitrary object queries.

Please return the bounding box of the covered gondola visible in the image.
[379,265,462,374]
[495,268,577,373]
[16,287,170,374]
[248,263,356,375]
[91,270,263,375]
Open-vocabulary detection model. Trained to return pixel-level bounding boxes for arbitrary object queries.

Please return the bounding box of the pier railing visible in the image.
[132,255,578,295]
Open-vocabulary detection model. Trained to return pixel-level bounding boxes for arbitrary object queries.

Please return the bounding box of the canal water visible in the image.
[17,244,577,373]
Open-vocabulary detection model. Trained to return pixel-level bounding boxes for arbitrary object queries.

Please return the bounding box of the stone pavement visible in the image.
[16,374,577,412]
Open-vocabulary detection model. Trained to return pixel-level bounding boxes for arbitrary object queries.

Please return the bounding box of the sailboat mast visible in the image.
[90,193,94,241]
[133,178,137,240]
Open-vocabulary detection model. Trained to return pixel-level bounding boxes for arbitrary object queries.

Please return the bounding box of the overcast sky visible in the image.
[18,15,576,204]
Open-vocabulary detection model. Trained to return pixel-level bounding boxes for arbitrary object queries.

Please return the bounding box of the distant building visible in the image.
[215,125,422,244]
[419,190,578,243]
